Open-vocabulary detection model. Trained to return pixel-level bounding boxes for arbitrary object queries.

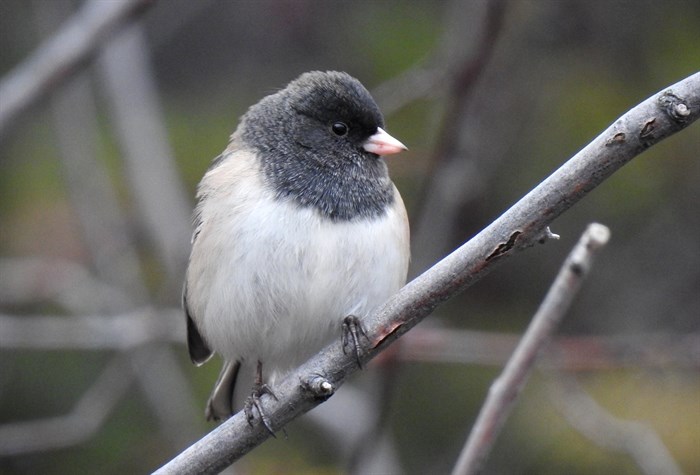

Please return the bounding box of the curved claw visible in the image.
[342,315,368,368]
[243,383,277,436]
[243,361,278,436]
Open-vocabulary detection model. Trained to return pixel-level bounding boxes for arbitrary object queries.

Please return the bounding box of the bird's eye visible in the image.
[331,122,349,136]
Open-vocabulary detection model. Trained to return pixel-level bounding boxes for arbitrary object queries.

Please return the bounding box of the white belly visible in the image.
[186,151,409,376]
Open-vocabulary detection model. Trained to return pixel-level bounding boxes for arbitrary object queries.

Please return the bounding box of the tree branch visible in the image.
[452,223,611,475]
[154,73,699,474]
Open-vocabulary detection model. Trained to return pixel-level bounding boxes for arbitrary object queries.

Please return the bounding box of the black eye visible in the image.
[331,122,349,136]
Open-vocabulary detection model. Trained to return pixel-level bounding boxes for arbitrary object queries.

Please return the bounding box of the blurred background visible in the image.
[1,0,698,473]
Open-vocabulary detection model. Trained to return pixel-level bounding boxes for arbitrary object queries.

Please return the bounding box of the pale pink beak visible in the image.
[363,127,407,156]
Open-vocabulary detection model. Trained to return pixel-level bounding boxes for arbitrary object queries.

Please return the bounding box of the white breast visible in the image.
[186,150,409,377]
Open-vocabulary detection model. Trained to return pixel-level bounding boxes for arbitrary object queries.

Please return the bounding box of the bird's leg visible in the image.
[342,315,369,368]
[243,360,277,436]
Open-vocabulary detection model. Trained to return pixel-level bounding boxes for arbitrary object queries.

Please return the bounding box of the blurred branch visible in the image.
[547,375,683,475]
[400,327,700,370]
[0,0,155,140]
[0,309,182,350]
[3,26,197,435]
[48,73,147,303]
[411,0,511,273]
[374,0,508,120]
[345,353,403,474]
[0,347,199,456]
[452,223,610,475]
[32,0,148,303]
[307,382,403,474]
[0,257,197,450]
[154,73,700,475]
[0,257,133,314]
[36,5,195,446]
[0,355,133,456]
[127,345,201,450]
[2,310,698,369]
[373,67,444,117]
[430,0,509,169]
[98,22,191,290]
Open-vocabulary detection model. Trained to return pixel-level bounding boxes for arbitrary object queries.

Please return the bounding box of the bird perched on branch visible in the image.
[183,71,410,430]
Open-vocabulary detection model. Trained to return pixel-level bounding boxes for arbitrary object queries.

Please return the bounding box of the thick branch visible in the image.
[155,73,699,474]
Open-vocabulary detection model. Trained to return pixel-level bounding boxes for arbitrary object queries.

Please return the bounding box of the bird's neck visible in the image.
[261,153,394,222]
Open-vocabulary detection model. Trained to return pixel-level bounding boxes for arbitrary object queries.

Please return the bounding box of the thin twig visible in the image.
[451,223,611,475]
[153,73,699,475]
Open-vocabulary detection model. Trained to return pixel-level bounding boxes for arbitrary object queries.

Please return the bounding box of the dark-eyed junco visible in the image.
[183,71,409,427]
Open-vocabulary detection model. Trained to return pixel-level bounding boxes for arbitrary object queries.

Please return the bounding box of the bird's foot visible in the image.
[342,315,369,368]
[243,381,278,436]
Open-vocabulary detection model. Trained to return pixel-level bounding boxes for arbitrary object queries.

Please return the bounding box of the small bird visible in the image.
[183,71,410,427]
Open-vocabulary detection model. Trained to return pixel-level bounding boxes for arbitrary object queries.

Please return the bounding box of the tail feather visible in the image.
[205,360,241,421]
